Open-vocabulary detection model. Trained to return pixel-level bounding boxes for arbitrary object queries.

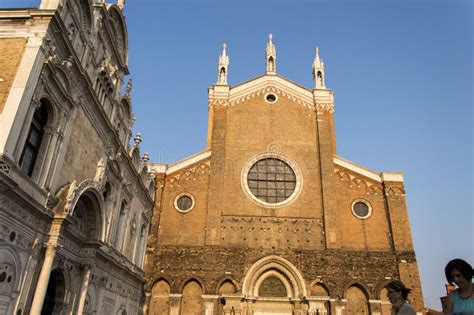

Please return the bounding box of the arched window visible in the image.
[20,102,48,176]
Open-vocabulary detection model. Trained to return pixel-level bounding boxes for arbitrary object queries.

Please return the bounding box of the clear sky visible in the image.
[2,0,473,310]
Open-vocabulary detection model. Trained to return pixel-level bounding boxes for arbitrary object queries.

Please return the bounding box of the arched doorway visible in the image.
[71,192,103,240]
[242,255,307,315]
[41,269,66,315]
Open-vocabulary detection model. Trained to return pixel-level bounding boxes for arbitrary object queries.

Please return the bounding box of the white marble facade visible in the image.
[0,0,153,314]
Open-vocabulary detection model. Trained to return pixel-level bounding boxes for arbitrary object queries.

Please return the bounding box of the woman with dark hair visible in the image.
[445,258,474,314]
[385,280,416,315]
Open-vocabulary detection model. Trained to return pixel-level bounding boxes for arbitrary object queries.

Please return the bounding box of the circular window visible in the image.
[351,199,372,219]
[174,193,195,213]
[265,93,277,103]
[242,153,302,208]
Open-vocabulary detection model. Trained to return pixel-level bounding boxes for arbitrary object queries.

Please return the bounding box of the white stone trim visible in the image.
[242,255,307,298]
[306,296,331,301]
[166,150,211,175]
[174,193,195,213]
[333,156,382,183]
[149,163,167,174]
[241,152,303,209]
[229,75,314,109]
[381,172,404,182]
[351,199,372,220]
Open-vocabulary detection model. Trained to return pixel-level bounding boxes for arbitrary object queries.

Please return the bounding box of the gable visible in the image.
[227,75,314,110]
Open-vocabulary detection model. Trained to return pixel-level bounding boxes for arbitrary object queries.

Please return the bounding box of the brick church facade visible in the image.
[144,37,424,314]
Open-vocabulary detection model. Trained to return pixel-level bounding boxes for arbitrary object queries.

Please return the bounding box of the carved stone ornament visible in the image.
[0,161,11,174]
[334,166,382,196]
[125,78,133,97]
[316,103,334,113]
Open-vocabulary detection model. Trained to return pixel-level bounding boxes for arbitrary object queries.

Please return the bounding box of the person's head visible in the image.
[445,259,473,287]
[386,280,411,303]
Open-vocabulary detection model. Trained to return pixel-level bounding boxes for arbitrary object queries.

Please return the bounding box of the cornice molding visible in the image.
[165,150,212,175]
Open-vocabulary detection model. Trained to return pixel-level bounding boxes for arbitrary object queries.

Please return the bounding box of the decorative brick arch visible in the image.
[242,255,307,298]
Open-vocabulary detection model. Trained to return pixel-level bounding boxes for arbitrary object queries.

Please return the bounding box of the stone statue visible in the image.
[125,79,133,96]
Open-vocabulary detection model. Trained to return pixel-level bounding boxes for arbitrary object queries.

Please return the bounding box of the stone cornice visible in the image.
[165,150,211,175]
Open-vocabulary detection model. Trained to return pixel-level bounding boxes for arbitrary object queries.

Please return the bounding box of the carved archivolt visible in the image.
[334,166,382,196]
[242,255,307,299]
[167,160,211,188]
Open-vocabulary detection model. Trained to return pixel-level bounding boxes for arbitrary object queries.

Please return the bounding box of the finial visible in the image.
[142,152,150,163]
[266,34,276,74]
[134,133,142,146]
[312,46,326,89]
[217,42,229,85]
[221,42,227,57]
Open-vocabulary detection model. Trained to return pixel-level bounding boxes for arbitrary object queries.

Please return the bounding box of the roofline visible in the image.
[0,9,55,19]
[229,73,313,93]
[333,155,404,183]
[149,149,212,175]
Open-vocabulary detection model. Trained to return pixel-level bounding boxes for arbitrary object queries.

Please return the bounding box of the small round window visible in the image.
[351,199,372,219]
[265,93,277,103]
[174,193,195,213]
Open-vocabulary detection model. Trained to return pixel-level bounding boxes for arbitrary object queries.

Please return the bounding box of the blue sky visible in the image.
[2,0,473,310]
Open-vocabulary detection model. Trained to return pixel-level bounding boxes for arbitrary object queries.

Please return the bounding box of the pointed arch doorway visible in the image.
[241,255,308,315]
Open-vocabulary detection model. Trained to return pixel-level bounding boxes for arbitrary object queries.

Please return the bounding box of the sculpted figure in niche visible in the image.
[219,68,226,83]
[317,72,323,87]
[67,24,75,42]
[125,79,133,96]
[268,57,274,72]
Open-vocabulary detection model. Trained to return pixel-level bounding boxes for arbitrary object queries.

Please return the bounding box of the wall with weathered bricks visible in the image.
[0,38,26,113]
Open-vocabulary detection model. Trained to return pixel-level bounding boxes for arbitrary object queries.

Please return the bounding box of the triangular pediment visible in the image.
[228,75,315,109]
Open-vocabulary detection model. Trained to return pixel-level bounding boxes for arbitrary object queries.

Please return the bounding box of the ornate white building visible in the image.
[0,0,154,314]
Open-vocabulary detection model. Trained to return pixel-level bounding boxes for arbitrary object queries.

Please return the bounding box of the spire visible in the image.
[217,43,229,85]
[312,46,326,89]
[266,33,276,74]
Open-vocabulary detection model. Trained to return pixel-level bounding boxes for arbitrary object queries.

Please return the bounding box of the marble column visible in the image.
[29,243,58,315]
[76,264,92,314]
